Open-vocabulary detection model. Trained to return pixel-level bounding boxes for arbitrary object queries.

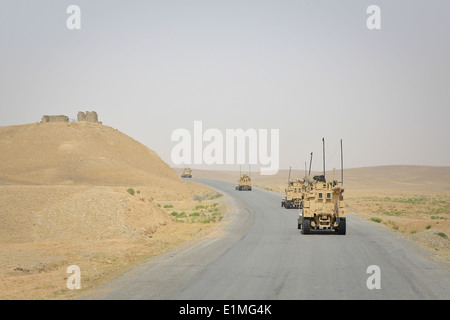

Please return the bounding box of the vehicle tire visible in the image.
[337,219,346,235]
[301,218,311,234]
[285,201,291,209]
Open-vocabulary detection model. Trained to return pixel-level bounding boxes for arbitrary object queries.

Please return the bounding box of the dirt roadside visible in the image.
[0,183,229,300]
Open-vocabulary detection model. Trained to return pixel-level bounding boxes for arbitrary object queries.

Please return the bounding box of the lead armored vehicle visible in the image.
[298,139,346,235]
[298,175,346,234]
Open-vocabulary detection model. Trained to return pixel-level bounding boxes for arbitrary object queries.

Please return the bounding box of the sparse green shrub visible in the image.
[127,188,135,196]
[425,225,431,230]
[435,232,448,239]
[370,217,382,223]
[170,211,187,219]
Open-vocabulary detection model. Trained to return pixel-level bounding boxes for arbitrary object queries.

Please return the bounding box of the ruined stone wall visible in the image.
[41,115,69,123]
[78,111,100,123]
[41,112,101,124]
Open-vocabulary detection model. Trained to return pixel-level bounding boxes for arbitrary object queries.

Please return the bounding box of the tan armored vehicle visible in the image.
[181,168,192,178]
[297,138,346,234]
[298,175,346,234]
[282,179,305,209]
[236,174,252,191]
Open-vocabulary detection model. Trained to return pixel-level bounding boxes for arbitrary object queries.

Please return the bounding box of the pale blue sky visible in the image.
[0,0,449,171]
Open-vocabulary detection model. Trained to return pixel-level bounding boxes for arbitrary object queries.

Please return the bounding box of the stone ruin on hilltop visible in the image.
[41,115,69,123]
[41,111,101,124]
[77,111,101,123]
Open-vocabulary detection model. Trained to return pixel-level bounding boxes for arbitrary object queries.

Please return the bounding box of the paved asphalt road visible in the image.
[88,179,450,300]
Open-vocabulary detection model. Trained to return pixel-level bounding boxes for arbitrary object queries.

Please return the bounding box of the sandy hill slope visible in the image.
[0,122,179,186]
[0,122,213,244]
[0,122,219,299]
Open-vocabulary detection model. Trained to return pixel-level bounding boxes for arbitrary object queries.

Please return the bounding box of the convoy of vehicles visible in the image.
[230,139,346,234]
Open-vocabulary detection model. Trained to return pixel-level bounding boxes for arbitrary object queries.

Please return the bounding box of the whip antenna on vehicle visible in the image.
[308,152,313,176]
[341,139,344,186]
[288,166,292,189]
[322,137,326,180]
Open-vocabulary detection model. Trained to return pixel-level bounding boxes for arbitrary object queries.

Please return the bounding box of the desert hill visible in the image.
[0,122,180,186]
[0,121,214,244]
[0,122,219,299]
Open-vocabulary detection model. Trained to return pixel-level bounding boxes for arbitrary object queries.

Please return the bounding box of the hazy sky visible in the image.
[0,0,449,172]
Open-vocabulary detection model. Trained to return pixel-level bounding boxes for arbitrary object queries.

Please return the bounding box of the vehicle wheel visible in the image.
[285,201,291,209]
[301,218,311,234]
[337,219,346,235]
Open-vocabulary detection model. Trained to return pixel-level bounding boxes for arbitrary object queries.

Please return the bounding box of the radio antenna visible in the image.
[340,139,344,186]
[322,137,326,179]
[308,152,313,176]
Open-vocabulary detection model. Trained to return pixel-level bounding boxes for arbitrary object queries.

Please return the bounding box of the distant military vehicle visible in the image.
[236,173,252,191]
[181,168,192,178]
[282,179,305,208]
[298,139,346,235]
[281,168,305,209]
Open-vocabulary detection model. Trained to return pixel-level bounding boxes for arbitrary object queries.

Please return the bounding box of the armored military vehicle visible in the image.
[297,139,346,234]
[236,173,252,191]
[298,175,346,234]
[281,167,304,209]
[282,179,305,209]
[181,168,192,178]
